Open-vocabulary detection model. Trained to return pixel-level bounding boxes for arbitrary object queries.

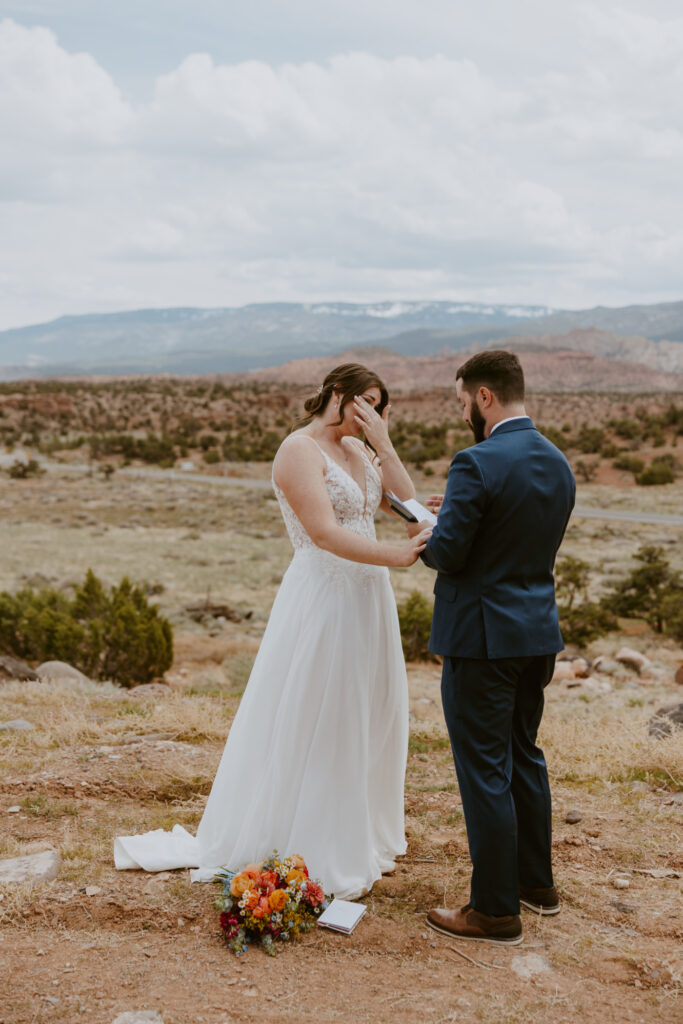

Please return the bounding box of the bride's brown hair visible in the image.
[294,363,389,434]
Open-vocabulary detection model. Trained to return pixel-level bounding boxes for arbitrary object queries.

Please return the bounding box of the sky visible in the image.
[0,1,682,330]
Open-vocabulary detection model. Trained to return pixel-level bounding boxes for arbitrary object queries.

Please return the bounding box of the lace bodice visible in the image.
[274,440,382,549]
[272,438,388,587]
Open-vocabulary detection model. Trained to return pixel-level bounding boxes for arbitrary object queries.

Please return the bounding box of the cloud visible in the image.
[0,9,681,330]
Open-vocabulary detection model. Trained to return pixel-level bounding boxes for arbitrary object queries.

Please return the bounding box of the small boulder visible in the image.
[565,809,582,824]
[112,1014,164,1024]
[0,719,35,732]
[0,655,39,682]
[36,661,90,684]
[592,656,622,676]
[570,658,590,679]
[510,953,552,979]
[648,702,683,739]
[552,662,574,683]
[615,647,651,674]
[0,849,60,884]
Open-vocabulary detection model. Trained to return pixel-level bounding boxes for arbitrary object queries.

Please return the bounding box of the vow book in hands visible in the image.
[384,491,437,526]
[317,898,367,934]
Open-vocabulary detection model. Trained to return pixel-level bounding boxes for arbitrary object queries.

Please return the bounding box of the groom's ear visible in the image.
[478,386,494,409]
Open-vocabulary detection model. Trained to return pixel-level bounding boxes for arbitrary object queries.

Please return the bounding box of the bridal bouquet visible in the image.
[215,852,329,955]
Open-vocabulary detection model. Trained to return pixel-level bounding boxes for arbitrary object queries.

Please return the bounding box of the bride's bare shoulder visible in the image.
[272,432,325,485]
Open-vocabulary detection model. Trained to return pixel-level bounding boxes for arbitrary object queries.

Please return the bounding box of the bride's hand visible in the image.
[394,527,432,567]
[425,494,443,514]
[353,395,391,452]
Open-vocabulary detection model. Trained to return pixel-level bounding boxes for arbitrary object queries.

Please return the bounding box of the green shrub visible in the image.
[613,454,645,474]
[555,556,617,647]
[558,601,617,647]
[575,427,605,454]
[636,462,675,486]
[397,590,435,661]
[538,425,567,452]
[8,458,42,479]
[606,545,682,633]
[0,570,173,686]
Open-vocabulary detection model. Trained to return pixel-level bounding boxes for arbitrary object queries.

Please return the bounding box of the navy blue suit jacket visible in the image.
[422,417,575,659]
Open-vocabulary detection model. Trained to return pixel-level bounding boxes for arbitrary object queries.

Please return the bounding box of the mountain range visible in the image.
[1,299,682,382]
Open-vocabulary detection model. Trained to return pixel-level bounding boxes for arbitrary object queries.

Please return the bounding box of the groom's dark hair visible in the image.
[456,350,525,404]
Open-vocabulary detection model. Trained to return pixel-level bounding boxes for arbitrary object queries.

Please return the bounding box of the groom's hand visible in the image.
[425,494,443,514]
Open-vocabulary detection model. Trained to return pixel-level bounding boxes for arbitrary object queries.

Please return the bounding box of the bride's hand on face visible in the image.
[353,395,391,450]
[394,526,432,567]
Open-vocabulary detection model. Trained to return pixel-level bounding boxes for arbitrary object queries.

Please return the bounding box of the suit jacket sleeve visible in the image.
[421,448,488,575]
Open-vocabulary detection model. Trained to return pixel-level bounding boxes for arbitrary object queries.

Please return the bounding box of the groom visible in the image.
[411,350,575,945]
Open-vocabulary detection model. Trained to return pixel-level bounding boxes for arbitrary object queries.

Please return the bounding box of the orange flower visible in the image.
[243,889,259,911]
[259,870,279,893]
[269,889,288,912]
[253,896,270,919]
[229,872,252,898]
[286,868,306,885]
[291,855,309,877]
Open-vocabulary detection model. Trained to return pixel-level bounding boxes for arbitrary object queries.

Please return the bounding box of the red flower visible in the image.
[303,881,325,907]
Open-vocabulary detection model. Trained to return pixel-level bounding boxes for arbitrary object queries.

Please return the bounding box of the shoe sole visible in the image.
[426,916,524,945]
[520,898,561,916]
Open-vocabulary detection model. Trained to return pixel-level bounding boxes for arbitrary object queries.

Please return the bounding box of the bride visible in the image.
[114,363,430,899]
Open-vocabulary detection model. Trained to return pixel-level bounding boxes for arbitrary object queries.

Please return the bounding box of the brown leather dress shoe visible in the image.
[427,904,523,945]
[519,885,560,916]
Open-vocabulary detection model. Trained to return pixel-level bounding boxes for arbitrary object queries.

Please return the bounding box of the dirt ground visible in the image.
[1,467,682,1024]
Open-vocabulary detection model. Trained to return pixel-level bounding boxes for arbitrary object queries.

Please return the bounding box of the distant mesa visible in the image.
[1,299,682,387]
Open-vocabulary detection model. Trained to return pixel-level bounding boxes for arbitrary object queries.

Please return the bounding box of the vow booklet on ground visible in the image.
[317,898,367,934]
[384,491,438,526]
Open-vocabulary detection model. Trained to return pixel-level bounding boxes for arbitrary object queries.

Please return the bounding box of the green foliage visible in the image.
[606,545,682,634]
[636,461,675,486]
[610,417,641,440]
[613,454,645,474]
[575,426,605,454]
[7,458,43,478]
[538,425,568,451]
[558,601,618,647]
[390,420,452,467]
[555,556,617,647]
[88,432,176,465]
[397,590,435,661]
[574,458,598,482]
[0,569,173,686]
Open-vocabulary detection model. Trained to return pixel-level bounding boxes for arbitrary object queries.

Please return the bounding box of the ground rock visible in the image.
[0,655,39,682]
[639,665,671,684]
[0,849,60,884]
[551,661,574,683]
[37,661,90,684]
[615,647,651,673]
[127,683,171,698]
[510,954,552,979]
[592,656,622,676]
[112,1013,164,1024]
[0,719,35,731]
[648,702,683,739]
[565,809,582,824]
[570,658,590,678]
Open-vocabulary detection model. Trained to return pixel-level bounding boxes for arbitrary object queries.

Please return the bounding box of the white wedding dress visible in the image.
[114,438,409,898]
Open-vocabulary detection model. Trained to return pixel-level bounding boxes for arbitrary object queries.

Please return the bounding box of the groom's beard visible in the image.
[468,401,487,444]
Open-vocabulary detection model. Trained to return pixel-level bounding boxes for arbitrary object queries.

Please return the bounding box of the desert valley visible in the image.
[0,330,682,1024]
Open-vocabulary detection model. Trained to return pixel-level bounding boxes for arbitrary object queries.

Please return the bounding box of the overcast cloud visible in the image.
[0,3,681,329]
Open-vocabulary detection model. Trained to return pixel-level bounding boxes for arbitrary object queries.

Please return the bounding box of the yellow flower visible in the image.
[269,889,288,912]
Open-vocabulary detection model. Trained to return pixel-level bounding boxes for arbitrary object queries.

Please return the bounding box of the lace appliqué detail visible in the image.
[273,448,387,589]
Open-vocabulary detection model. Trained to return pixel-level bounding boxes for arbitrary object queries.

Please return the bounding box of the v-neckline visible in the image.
[308,436,369,507]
